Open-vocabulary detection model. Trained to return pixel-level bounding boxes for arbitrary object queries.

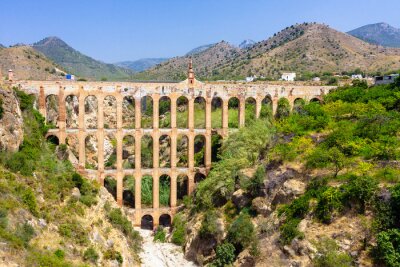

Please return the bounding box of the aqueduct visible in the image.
[13,68,335,228]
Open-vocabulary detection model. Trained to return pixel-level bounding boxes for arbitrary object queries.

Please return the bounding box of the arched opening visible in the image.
[141,215,154,230]
[104,95,117,129]
[122,135,135,169]
[177,175,188,205]
[245,97,256,126]
[85,95,98,129]
[159,135,171,168]
[276,98,291,119]
[159,96,171,128]
[195,172,206,183]
[310,97,322,104]
[141,96,153,128]
[141,135,153,168]
[228,97,239,128]
[177,96,188,128]
[104,133,117,170]
[260,95,273,120]
[104,176,117,201]
[194,96,206,129]
[293,98,306,114]
[66,134,79,162]
[123,175,135,208]
[85,135,98,169]
[211,133,223,163]
[46,94,59,126]
[177,135,188,168]
[141,175,153,208]
[211,97,223,129]
[46,135,59,146]
[65,95,79,128]
[159,214,172,227]
[122,96,135,129]
[159,175,171,207]
[194,135,205,167]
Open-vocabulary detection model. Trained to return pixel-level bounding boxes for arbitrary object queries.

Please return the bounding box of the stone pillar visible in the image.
[239,98,245,127]
[116,95,123,206]
[222,100,228,135]
[135,98,141,129]
[78,88,86,169]
[134,174,141,224]
[188,171,195,195]
[116,172,123,206]
[255,98,262,119]
[272,97,279,115]
[170,172,177,208]
[188,133,194,170]
[153,94,159,130]
[170,96,177,129]
[206,98,212,130]
[170,133,177,168]
[188,98,194,130]
[205,133,212,170]
[97,94,105,176]
[39,86,46,118]
[58,86,66,144]
[153,169,160,210]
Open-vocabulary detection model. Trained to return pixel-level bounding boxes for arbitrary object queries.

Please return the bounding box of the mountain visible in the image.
[0,45,66,80]
[348,22,400,48]
[239,39,256,49]
[132,41,241,81]
[0,44,4,48]
[115,58,169,72]
[185,43,216,56]
[32,37,134,80]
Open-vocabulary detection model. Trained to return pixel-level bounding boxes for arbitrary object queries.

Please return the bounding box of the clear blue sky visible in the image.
[0,0,398,63]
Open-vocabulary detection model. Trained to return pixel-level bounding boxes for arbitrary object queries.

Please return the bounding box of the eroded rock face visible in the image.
[0,88,23,152]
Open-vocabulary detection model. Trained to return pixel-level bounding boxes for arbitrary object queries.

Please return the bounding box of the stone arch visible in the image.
[245,97,256,126]
[141,96,153,128]
[195,172,206,183]
[85,134,98,169]
[141,214,154,230]
[159,214,171,227]
[65,95,79,128]
[260,95,273,119]
[66,134,79,162]
[194,135,206,167]
[211,97,223,129]
[123,175,135,208]
[84,95,98,129]
[159,174,171,207]
[141,175,153,208]
[141,135,153,168]
[122,135,135,169]
[104,133,117,170]
[46,94,59,126]
[104,95,117,129]
[159,96,171,128]
[159,135,171,168]
[276,97,291,119]
[177,96,188,128]
[228,97,239,128]
[177,174,188,205]
[310,97,322,103]
[194,96,206,129]
[46,135,59,145]
[122,95,135,129]
[104,176,117,201]
[177,134,188,168]
[211,133,223,163]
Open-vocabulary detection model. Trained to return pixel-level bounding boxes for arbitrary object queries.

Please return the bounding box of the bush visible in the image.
[21,188,39,216]
[313,237,353,267]
[227,213,255,250]
[103,249,123,264]
[342,175,378,213]
[199,210,220,239]
[15,222,35,247]
[212,242,236,267]
[376,229,400,267]
[171,213,186,246]
[58,220,89,245]
[83,247,99,263]
[27,250,72,267]
[279,218,303,245]
[315,187,343,223]
[54,249,65,259]
[153,226,166,242]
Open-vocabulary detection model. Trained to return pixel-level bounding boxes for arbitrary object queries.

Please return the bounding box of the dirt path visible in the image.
[136,228,197,267]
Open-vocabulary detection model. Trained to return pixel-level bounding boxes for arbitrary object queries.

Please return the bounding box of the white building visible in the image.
[351,74,363,80]
[281,72,296,81]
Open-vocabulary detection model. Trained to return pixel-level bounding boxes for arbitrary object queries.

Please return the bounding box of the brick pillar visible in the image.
[188,98,194,129]
[58,86,66,144]
[39,86,46,118]
[170,172,177,208]
[272,97,278,115]
[97,94,105,176]
[188,171,195,195]
[288,96,294,112]
[222,99,228,136]
[171,96,177,129]
[135,98,141,129]
[116,171,123,207]
[116,96,123,206]
[134,131,142,224]
[78,88,86,169]
[153,94,159,130]
[255,98,262,119]
[153,168,160,210]
[239,98,245,127]
[205,98,212,170]
[188,132,194,170]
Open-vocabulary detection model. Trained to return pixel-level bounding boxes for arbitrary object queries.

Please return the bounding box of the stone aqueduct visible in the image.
[14,77,335,228]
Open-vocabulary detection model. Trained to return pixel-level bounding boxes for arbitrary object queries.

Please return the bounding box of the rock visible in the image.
[234,249,255,267]
[106,239,114,248]
[92,230,103,244]
[71,187,81,199]
[108,259,120,267]
[232,189,251,209]
[272,179,306,205]
[251,197,272,216]
[0,88,23,152]
[283,245,297,258]
[38,219,47,228]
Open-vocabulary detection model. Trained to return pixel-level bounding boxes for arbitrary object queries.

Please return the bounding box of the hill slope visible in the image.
[348,22,400,48]
[0,46,65,80]
[115,58,169,72]
[32,37,134,80]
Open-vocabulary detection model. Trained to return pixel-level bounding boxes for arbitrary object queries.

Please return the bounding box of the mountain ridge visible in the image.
[348,22,400,48]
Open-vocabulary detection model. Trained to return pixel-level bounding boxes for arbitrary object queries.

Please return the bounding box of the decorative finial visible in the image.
[188,58,195,85]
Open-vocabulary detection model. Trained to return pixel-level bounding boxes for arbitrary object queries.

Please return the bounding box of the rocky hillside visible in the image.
[32,37,134,81]
[115,58,169,72]
[0,46,65,80]
[348,22,400,48]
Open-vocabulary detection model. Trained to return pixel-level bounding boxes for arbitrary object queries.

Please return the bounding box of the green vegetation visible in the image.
[313,237,353,267]
[153,226,167,242]
[171,213,186,246]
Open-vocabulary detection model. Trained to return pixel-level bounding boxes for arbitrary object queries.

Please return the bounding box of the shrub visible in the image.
[27,250,72,267]
[313,237,353,267]
[54,249,65,259]
[199,210,220,239]
[58,220,89,245]
[279,218,303,245]
[212,242,236,267]
[103,249,123,264]
[315,187,343,223]
[83,247,99,263]
[153,226,166,242]
[171,213,186,246]
[342,175,378,213]
[227,213,255,250]
[15,222,35,247]
[21,188,39,216]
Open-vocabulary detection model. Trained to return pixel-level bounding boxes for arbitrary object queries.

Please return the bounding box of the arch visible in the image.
[159,96,171,128]
[66,134,79,161]
[211,133,223,163]
[46,135,59,145]
[122,96,135,129]
[211,97,223,129]
[228,97,239,128]
[84,95,98,129]
[159,174,171,207]
[310,97,322,103]
[276,97,291,119]
[123,175,135,208]
[46,94,59,126]
[141,214,154,230]
[141,96,153,128]
[260,95,273,120]
[159,214,171,227]
[104,133,117,170]
[104,176,117,201]
[122,135,135,169]
[194,96,206,129]
[245,97,256,126]
[159,135,171,168]
[141,135,153,168]
[65,95,79,128]
[85,135,98,169]
[176,96,188,128]
[195,172,206,183]
[177,135,188,168]
[141,175,153,208]
[103,95,117,129]
[293,98,306,114]
[194,135,206,167]
[177,174,188,205]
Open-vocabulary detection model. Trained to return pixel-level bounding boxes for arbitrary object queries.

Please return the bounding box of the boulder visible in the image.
[71,187,81,199]
[0,88,23,152]
[232,189,251,209]
[251,197,272,216]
